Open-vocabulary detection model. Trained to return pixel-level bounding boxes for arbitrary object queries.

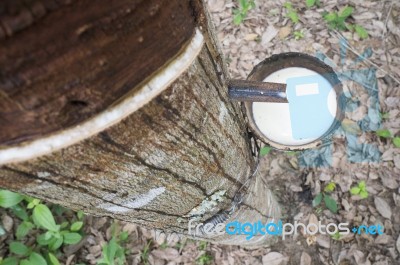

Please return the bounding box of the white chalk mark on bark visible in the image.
[218,103,228,124]
[98,187,166,213]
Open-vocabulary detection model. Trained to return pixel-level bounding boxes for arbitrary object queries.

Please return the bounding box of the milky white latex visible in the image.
[252,67,337,146]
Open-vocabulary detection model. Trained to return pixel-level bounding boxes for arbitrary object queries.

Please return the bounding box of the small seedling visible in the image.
[196,253,213,265]
[322,6,368,39]
[293,30,304,40]
[350,180,368,199]
[97,223,129,265]
[283,2,299,24]
[233,0,256,25]
[306,0,321,8]
[313,182,338,213]
[393,137,400,148]
[376,129,391,138]
[374,128,400,148]
[324,182,336,193]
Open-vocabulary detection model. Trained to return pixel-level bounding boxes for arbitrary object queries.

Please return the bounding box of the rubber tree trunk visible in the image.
[0,0,280,246]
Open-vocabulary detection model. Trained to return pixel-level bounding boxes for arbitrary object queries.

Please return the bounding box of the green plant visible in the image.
[198,241,208,251]
[139,240,152,265]
[197,254,213,265]
[283,2,299,24]
[260,146,272,156]
[380,112,390,120]
[293,30,304,40]
[195,241,213,264]
[196,253,213,265]
[322,6,368,39]
[331,231,341,240]
[376,129,391,138]
[313,182,338,213]
[306,0,320,8]
[393,137,400,148]
[350,180,368,199]
[0,190,85,265]
[374,128,400,148]
[97,223,129,265]
[233,0,256,25]
[159,242,168,249]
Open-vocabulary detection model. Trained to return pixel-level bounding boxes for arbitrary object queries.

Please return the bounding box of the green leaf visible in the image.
[10,242,29,256]
[324,194,338,213]
[27,199,40,209]
[37,233,51,246]
[106,238,118,263]
[16,221,35,239]
[0,257,18,265]
[44,231,52,241]
[48,253,60,265]
[20,260,30,265]
[346,23,355,31]
[376,129,391,138]
[393,137,400,148]
[233,13,243,25]
[312,193,323,207]
[0,225,5,236]
[283,2,293,9]
[324,182,336,193]
[287,10,299,23]
[260,146,272,156]
[323,12,337,22]
[350,187,361,195]
[358,180,366,190]
[48,236,64,251]
[120,231,129,242]
[354,25,368,39]
[339,6,353,18]
[70,221,83,232]
[11,205,29,221]
[63,232,82,245]
[359,190,369,199]
[77,210,84,220]
[29,252,47,265]
[32,204,59,232]
[0,190,23,208]
[60,222,69,229]
[336,17,347,31]
[306,0,316,8]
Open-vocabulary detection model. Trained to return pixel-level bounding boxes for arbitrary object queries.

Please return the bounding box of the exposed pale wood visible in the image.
[0,0,195,146]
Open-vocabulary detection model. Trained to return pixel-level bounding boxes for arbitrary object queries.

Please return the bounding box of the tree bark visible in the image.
[0,0,280,246]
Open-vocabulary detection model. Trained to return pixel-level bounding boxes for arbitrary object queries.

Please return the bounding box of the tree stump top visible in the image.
[0,0,196,147]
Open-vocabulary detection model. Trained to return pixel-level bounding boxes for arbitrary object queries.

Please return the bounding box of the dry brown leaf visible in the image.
[262,252,288,265]
[279,26,291,39]
[374,197,392,219]
[300,252,312,265]
[151,248,179,261]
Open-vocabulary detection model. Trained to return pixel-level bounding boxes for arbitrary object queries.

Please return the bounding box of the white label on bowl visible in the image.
[295,83,319,96]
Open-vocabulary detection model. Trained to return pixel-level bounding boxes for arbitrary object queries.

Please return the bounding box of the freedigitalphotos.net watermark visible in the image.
[188,219,384,240]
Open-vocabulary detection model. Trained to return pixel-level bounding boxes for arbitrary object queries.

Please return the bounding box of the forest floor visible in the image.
[1,0,400,264]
